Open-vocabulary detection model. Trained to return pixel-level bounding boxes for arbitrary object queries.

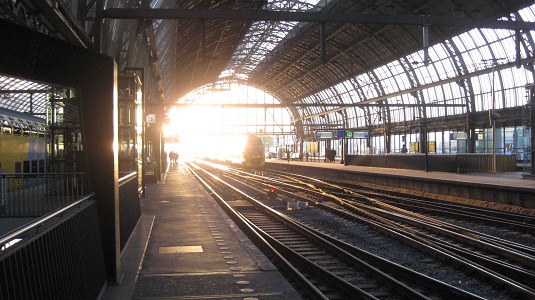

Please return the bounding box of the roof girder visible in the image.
[103,8,535,31]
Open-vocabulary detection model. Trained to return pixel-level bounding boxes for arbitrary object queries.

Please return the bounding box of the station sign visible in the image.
[456,132,468,140]
[146,114,156,123]
[316,130,370,139]
[345,131,369,139]
[450,132,467,140]
[316,131,334,139]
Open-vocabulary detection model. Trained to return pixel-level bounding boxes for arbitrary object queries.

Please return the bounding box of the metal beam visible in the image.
[32,0,93,48]
[102,9,535,31]
[158,103,465,108]
[183,131,296,136]
[0,90,47,94]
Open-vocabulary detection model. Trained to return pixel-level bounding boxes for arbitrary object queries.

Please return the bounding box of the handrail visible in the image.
[0,172,86,176]
[0,193,95,249]
[118,171,137,186]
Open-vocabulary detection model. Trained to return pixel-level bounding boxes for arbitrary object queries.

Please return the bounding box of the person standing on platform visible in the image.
[401,144,408,153]
[286,150,290,162]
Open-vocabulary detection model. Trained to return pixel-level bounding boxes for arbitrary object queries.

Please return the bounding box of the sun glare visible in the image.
[164,83,290,161]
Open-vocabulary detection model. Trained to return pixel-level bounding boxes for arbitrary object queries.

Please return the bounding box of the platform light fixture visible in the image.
[481,58,507,173]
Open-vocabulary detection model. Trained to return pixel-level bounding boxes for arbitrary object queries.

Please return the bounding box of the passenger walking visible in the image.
[169,151,178,166]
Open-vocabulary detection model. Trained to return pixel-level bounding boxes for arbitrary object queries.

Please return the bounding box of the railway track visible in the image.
[261,169,535,297]
[187,161,494,299]
[269,171,535,254]
[189,160,535,298]
[315,177,535,235]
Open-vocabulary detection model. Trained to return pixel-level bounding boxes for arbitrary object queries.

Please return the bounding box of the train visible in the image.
[242,134,265,171]
[0,107,48,175]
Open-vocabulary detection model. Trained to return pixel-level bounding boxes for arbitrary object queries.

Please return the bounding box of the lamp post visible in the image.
[491,62,496,173]
[482,58,506,173]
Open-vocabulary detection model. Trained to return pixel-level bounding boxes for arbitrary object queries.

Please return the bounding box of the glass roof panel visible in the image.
[489,32,515,58]
[0,75,49,115]
[333,81,349,95]
[302,2,535,126]
[518,6,535,21]
[224,0,331,79]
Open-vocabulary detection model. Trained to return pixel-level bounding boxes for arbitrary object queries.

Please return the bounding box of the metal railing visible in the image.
[119,171,141,251]
[345,154,517,173]
[0,173,86,217]
[0,193,107,299]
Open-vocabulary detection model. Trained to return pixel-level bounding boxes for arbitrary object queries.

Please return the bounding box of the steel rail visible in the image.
[181,162,329,300]
[344,190,535,257]
[189,162,386,299]
[192,161,437,299]
[270,169,535,254]
[341,186,535,235]
[217,169,488,299]
[195,160,486,299]
[202,162,535,296]
[301,178,535,265]
[262,169,535,296]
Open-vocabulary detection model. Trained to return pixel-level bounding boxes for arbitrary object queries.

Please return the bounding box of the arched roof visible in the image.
[243,0,534,104]
[1,0,535,128]
[102,0,535,122]
[162,1,535,100]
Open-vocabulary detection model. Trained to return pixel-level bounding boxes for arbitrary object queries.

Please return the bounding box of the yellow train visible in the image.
[0,107,48,175]
[242,135,265,171]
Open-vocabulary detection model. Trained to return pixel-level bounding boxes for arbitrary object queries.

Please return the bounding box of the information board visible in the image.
[316,131,333,139]
[344,131,369,139]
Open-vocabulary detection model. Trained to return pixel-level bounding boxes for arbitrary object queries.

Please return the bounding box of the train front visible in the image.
[242,135,265,171]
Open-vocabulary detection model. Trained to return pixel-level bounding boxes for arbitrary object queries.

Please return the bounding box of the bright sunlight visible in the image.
[164,83,292,161]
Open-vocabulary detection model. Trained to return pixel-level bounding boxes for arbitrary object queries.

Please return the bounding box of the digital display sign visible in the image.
[316,131,333,139]
[353,131,369,139]
[450,132,467,140]
[456,132,467,140]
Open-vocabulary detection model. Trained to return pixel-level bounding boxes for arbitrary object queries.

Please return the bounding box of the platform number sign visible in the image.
[146,114,156,123]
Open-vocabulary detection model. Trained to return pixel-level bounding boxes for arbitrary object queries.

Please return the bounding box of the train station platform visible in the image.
[265,158,535,211]
[101,164,301,300]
